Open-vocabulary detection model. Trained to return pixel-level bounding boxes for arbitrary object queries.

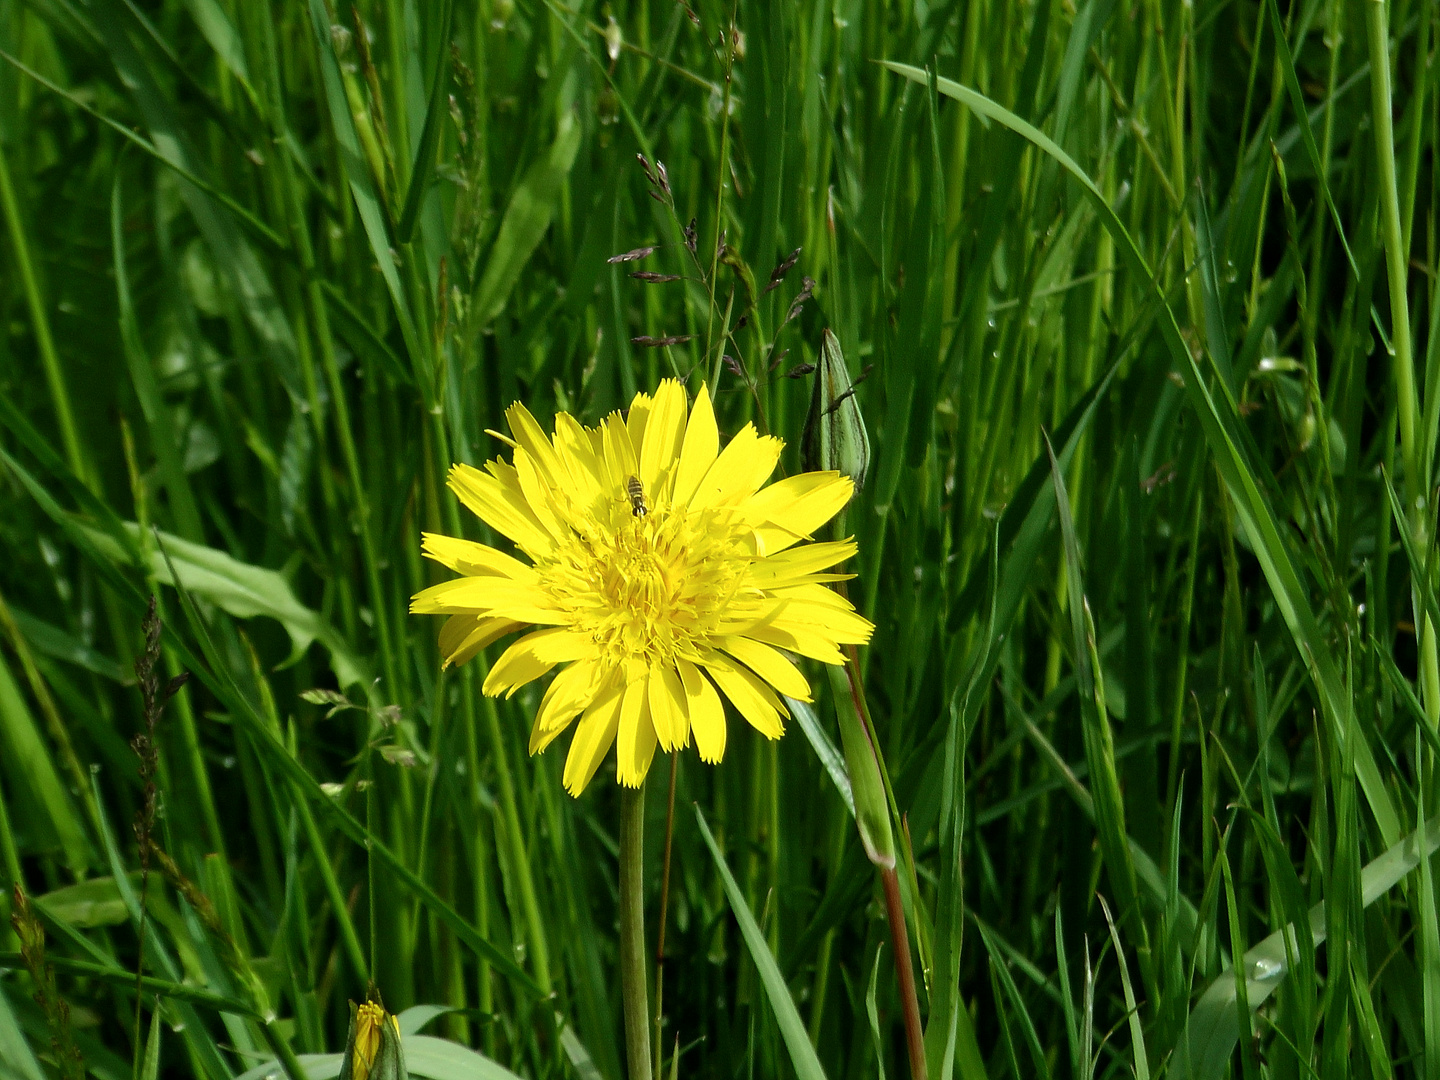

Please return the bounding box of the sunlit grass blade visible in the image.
[695,806,828,1080]
[1173,812,1440,1080]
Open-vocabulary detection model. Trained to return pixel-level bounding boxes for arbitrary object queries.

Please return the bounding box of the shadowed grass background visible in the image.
[0,0,1436,1077]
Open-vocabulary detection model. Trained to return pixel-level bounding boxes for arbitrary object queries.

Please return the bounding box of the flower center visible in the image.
[541,502,749,669]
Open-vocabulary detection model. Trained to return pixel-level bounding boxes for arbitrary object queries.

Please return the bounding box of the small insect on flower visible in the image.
[411,380,874,795]
[626,475,648,517]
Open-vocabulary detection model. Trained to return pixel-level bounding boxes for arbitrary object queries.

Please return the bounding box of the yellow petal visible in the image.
[438,615,523,668]
[448,463,556,557]
[740,621,846,665]
[648,664,690,752]
[744,472,854,553]
[529,659,603,753]
[601,412,640,499]
[640,379,687,494]
[701,651,786,739]
[671,382,718,505]
[770,598,874,645]
[749,540,858,587]
[771,582,875,617]
[719,636,812,702]
[553,413,606,507]
[689,424,783,512]
[563,683,624,795]
[513,447,569,539]
[421,533,538,581]
[483,427,517,450]
[616,676,658,787]
[484,628,597,697]
[409,577,565,625]
[505,402,567,490]
[483,631,555,696]
[438,613,482,655]
[677,659,726,763]
[626,390,652,456]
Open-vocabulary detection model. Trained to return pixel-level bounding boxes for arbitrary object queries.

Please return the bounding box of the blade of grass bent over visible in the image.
[882,60,1401,851]
[1171,812,1440,1080]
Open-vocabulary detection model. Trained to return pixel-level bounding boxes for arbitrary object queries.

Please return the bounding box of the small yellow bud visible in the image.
[340,1000,406,1080]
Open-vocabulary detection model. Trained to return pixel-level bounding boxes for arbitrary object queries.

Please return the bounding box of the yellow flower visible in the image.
[411,380,873,795]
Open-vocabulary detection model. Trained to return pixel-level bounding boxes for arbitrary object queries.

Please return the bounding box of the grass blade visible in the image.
[695,805,828,1080]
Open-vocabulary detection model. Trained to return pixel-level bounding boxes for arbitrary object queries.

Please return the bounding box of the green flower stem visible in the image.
[1366,0,1435,723]
[619,783,652,1080]
[653,752,678,1080]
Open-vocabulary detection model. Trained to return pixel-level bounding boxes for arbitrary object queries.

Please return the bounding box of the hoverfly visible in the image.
[626,475,648,517]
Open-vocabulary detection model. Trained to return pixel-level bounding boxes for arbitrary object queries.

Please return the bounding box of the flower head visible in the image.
[412,380,873,795]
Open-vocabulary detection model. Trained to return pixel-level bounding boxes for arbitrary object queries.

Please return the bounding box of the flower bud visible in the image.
[802,329,870,494]
[340,1001,407,1080]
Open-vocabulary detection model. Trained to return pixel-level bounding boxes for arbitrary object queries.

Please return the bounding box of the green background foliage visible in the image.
[0,0,1436,1077]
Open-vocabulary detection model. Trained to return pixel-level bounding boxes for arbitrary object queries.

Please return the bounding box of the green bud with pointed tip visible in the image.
[827,663,894,869]
[803,329,870,494]
[339,1001,407,1080]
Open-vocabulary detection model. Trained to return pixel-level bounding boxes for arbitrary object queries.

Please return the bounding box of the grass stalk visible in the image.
[1367,0,1434,725]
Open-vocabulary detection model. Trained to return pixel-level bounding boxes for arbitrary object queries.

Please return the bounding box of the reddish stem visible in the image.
[881,864,928,1080]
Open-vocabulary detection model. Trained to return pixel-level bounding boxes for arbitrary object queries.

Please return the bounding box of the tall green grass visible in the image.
[0,0,1436,1077]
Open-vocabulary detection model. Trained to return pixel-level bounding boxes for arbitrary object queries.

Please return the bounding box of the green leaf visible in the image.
[0,980,47,1080]
[827,662,893,867]
[140,1006,163,1080]
[787,694,854,816]
[471,114,582,328]
[180,0,252,86]
[35,875,145,929]
[8,605,129,684]
[78,520,369,689]
[1263,0,1357,278]
[0,651,90,874]
[395,0,453,244]
[802,329,871,493]
[975,920,1050,1079]
[239,1035,523,1080]
[695,805,829,1080]
[1172,812,1440,1080]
